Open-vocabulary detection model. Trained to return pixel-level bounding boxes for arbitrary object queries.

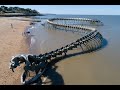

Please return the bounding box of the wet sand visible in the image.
[0,17,30,85]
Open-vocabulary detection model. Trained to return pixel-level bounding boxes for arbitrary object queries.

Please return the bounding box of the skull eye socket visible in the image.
[17,57,20,60]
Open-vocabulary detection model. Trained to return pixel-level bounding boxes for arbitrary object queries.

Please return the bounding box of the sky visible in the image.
[1,5,120,15]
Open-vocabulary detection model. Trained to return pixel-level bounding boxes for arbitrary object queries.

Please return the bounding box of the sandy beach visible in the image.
[0,17,31,85]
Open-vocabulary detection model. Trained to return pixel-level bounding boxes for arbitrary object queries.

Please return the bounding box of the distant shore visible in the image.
[0,13,44,17]
[0,17,32,85]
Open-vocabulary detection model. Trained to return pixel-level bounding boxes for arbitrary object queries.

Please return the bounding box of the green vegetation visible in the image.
[0,6,41,16]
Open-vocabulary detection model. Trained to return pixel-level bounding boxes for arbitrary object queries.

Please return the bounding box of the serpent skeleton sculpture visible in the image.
[9,18,104,85]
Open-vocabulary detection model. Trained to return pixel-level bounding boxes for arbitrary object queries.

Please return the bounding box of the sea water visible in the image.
[26,15,120,85]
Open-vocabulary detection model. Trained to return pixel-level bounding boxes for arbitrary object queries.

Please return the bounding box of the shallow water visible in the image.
[26,15,120,85]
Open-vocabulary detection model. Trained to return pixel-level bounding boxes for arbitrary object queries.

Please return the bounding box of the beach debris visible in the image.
[11,23,13,28]
[9,17,104,85]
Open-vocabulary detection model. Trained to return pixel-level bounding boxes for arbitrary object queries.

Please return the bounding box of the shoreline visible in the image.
[0,17,31,85]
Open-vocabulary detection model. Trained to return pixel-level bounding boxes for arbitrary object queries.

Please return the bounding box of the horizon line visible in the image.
[43,13,120,15]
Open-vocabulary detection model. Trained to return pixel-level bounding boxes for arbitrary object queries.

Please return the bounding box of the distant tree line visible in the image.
[0,6,41,15]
